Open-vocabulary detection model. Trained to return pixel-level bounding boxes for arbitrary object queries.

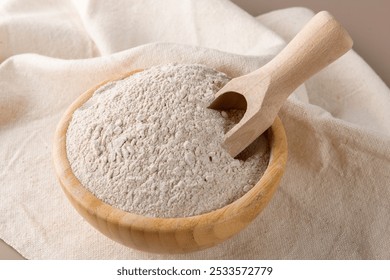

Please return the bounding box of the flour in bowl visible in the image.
[66,64,270,218]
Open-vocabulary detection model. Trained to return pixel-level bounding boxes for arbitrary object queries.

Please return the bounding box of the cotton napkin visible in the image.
[1,0,389,259]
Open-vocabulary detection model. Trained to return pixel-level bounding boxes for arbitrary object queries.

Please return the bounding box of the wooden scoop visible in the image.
[209,11,353,157]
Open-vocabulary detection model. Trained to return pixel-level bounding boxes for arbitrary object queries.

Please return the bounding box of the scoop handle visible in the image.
[264,11,353,94]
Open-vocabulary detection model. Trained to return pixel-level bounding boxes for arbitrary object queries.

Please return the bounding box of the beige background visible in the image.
[231,0,390,87]
[1,0,389,260]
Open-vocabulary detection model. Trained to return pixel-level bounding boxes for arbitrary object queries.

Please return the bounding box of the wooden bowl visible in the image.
[52,70,288,254]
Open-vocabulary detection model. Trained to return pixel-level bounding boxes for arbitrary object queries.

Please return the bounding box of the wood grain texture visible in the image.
[209,11,353,157]
[52,70,288,254]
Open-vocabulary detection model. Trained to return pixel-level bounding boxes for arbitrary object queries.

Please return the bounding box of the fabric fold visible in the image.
[0,0,389,259]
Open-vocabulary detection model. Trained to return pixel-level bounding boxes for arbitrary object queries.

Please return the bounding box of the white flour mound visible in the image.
[66,64,270,218]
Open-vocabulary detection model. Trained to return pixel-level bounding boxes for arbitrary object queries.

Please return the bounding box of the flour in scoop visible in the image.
[66,64,270,218]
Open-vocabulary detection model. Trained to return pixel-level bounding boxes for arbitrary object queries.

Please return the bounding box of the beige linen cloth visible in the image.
[1,0,389,259]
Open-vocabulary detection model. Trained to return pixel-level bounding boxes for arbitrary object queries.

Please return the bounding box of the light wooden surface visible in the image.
[51,71,288,254]
[209,11,352,157]
[0,239,24,260]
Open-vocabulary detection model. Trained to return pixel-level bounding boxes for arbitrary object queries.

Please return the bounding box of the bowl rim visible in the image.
[52,69,288,234]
